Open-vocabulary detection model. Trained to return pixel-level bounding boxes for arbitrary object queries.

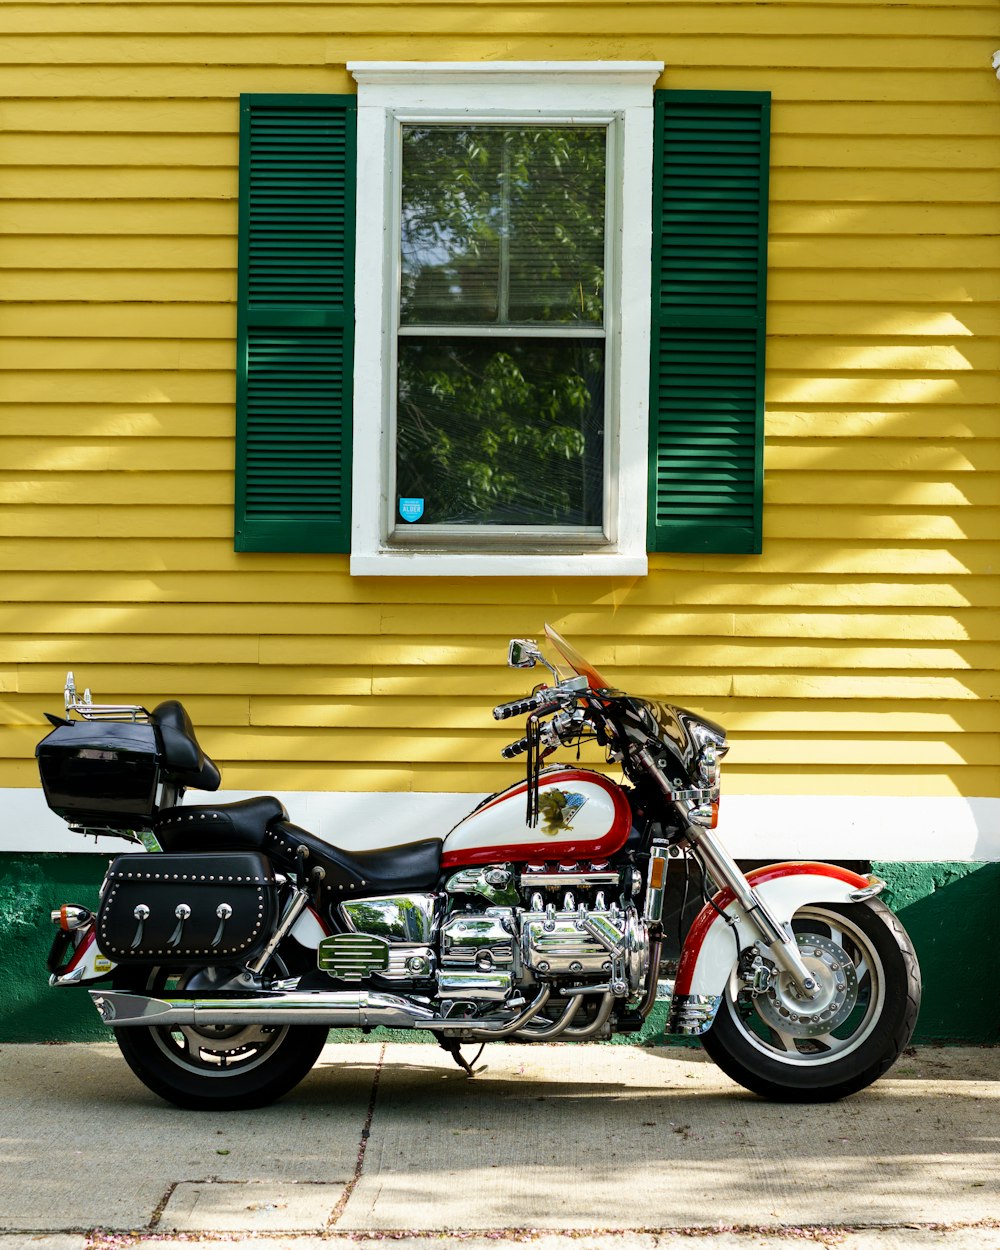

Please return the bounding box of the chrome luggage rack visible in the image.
[64,671,150,724]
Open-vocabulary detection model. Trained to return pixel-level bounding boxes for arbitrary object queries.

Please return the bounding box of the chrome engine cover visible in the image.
[437,907,517,1001]
[329,894,438,981]
[328,889,649,1009]
[439,908,517,972]
[339,894,437,943]
[520,911,612,977]
[521,902,647,995]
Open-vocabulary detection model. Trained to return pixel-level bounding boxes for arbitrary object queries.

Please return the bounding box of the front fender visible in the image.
[666,862,883,1035]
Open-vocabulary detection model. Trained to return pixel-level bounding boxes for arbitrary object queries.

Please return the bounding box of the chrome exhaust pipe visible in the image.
[90,988,438,1030]
[89,984,557,1037]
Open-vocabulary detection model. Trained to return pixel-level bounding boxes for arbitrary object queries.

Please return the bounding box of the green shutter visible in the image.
[648,90,770,555]
[235,94,356,553]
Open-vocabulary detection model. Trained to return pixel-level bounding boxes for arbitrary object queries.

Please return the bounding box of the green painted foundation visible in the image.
[871,859,1000,1044]
[1,853,997,1044]
[1,852,109,1043]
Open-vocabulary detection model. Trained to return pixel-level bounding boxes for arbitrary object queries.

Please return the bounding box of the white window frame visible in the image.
[349,61,663,578]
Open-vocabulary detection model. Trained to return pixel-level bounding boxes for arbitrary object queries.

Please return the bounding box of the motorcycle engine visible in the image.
[437,863,648,1006]
[329,864,649,1020]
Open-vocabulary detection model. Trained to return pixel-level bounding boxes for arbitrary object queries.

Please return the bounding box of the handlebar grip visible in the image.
[501,736,530,759]
[493,691,553,721]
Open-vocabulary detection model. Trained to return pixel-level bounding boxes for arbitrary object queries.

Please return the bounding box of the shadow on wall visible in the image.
[874,860,1000,1044]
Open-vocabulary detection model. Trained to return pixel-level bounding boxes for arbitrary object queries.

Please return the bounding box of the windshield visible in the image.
[544,623,611,690]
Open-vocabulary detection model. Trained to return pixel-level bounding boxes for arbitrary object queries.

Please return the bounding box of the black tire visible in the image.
[112,964,329,1111]
[701,898,920,1102]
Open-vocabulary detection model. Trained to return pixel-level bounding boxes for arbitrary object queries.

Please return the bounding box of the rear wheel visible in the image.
[113,961,328,1110]
[701,898,920,1102]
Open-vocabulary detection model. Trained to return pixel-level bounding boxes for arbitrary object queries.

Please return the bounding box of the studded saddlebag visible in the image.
[96,852,278,966]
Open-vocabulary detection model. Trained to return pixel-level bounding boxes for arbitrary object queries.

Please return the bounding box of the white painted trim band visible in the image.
[4,787,1000,861]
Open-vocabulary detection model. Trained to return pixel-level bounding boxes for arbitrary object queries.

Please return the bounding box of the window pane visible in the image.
[396,337,604,527]
[400,126,606,327]
[506,128,606,324]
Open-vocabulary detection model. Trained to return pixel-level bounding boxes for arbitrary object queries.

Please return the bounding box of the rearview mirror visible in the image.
[507,638,542,669]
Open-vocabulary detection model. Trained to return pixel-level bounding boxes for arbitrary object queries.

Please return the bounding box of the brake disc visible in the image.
[753,933,859,1039]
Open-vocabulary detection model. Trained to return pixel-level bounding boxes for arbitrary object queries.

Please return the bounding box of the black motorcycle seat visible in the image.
[266,819,442,895]
[150,700,222,792]
[154,796,288,853]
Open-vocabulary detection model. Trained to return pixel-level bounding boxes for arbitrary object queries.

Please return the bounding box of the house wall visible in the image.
[1,0,998,1040]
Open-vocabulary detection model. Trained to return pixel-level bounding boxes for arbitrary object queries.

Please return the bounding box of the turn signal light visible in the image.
[710,800,720,829]
[51,904,93,932]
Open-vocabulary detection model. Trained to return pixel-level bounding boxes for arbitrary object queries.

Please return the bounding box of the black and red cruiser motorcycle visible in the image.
[40,625,920,1108]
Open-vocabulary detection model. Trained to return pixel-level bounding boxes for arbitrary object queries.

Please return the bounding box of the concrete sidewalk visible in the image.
[1,1041,999,1248]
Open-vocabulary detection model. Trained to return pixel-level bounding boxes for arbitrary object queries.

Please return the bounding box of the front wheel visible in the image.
[113,964,329,1110]
[701,898,920,1102]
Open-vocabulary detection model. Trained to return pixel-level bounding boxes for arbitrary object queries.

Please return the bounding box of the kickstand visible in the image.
[438,1037,486,1076]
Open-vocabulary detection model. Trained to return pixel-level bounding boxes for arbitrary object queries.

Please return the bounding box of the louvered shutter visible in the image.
[235,95,356,553]
[648,90,770,555]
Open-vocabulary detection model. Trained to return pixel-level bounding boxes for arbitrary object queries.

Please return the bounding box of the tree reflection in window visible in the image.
[396,125,607,529]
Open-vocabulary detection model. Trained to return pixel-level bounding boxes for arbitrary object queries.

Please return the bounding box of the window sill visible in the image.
[349,549,648,577]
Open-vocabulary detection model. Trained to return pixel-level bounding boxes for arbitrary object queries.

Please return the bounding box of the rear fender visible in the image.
[666,862,882,1036]
[49,925,117,986]
[289,905,329,948]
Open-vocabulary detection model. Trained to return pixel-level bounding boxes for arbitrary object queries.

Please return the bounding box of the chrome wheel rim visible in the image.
[147,965,292,1079]
[726,906,886,1067]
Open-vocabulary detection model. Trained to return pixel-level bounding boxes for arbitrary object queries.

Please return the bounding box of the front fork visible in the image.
[639,753,820,1001]
[679,823,820,998]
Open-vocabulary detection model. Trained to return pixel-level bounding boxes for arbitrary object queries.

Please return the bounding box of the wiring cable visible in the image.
[700,857,741,966]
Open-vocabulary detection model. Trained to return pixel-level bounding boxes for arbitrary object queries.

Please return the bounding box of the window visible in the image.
[234,72,770,572]
[349,62,661,576]
[395,123,608,537]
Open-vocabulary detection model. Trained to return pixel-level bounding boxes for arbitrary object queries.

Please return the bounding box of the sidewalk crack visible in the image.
[326,1040,385,1229]
[147,1179,177,1229]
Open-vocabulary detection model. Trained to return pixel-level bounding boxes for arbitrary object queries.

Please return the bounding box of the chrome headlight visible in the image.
[690,726,727,828]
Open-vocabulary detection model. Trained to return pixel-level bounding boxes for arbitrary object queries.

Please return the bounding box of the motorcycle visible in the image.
[38,625,920,1108]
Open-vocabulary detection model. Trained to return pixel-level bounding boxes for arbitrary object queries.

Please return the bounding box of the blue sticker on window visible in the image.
[399,497,425,523]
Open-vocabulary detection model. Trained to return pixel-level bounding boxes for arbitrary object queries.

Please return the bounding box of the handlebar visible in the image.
[501,736,530,759]
[494,677,593,759]
[499,706,588,760]
[493,690,561,721]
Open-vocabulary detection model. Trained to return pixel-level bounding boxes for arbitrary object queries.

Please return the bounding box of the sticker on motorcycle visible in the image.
[538,789,588,835]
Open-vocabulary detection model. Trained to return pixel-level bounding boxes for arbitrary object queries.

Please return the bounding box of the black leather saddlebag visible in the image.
[96,852,278,966]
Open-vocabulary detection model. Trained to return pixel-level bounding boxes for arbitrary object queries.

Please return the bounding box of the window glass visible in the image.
[397,337,604,526]
[400,126,606,326]
[395,123,607,532]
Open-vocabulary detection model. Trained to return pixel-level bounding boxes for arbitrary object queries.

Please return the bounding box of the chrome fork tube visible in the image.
[637,748,818,998]
[683,820,819,997]
[684,822,781,939]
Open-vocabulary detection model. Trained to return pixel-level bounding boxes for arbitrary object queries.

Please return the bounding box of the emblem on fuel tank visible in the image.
[538,790,588,835]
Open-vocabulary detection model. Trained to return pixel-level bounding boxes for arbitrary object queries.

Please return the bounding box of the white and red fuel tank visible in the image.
[441,767,632,870]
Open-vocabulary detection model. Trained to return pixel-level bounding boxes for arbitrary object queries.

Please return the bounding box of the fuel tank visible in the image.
[441,767,632,869]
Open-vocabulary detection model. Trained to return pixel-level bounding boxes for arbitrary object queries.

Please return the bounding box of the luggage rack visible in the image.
[64,671,150,724]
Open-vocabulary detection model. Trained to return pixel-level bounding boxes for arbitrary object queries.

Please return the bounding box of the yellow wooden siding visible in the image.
[1,1,998,799]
